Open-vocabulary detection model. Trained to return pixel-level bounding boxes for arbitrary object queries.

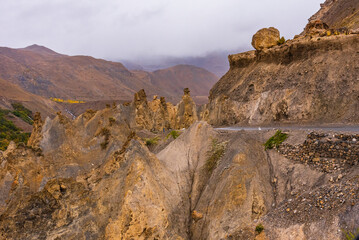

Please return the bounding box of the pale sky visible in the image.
[0,0,323,60]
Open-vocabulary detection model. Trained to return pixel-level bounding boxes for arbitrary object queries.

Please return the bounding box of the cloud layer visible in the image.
[0,0,323,59]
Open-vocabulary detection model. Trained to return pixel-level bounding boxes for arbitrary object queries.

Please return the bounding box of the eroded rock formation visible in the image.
[133,88,198,131]
[203,34,359,126]
[175,88,198,129]
[1,119,358,239]
[308,0,359,30]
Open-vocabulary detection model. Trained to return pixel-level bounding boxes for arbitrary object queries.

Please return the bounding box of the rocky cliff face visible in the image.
[1,119,358,239]
[203,34,359,126]
[309,0,359,30]
[0,86,358,239]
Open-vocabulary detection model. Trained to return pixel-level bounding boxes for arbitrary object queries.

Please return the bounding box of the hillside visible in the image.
[0,100,357,239]
[123,51,232,78]
[0,77,64,118]
[132,65,218,104]
[0,45,218,106]
[203,26,359,126]
[309,0,359,29]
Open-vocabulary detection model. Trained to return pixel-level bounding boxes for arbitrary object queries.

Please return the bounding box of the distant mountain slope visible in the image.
[0,45,218,105]
[122,51,232,78]
[309,0,359,29]
[0,77,64,118]
[132,64,218,97]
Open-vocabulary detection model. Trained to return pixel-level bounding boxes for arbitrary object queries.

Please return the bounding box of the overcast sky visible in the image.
[0,0,323,60]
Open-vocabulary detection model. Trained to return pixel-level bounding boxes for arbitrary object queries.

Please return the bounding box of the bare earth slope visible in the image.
[203,34,359,126]
[309,0,359,29]
[0,77,64,118]
[0,45,218,104]
[132,64,218,104]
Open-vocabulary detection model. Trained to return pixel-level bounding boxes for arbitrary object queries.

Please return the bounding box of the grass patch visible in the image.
[167,130,180,140]
[205,139,227,173]
[264,130,288,150]
[144,136,160,146]
[255,224,264,234]
[11,103,33,125]
[0,109,31,150]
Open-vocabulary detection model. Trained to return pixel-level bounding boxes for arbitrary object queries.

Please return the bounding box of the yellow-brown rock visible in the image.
[133,89,154,130]
[176,88,198,129]
[27,112,43,149]
[251,27,280,50]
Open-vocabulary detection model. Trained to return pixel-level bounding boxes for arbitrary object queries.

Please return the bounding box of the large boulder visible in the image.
[251,27,280,50]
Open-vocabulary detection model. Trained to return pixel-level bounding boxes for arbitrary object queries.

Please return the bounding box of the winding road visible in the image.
[216,125,359,132]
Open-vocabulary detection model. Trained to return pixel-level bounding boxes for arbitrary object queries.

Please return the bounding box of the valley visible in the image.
[0,0,358,239]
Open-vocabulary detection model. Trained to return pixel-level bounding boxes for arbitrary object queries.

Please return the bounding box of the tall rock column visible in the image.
[176,88,198,129]
[27,112,43,149]
[133,89,154,130]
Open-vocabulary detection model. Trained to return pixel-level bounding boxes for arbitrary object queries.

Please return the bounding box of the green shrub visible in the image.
[277,37,286,45]
[344,228,359,240]
[11,103,33,125]
[167,130,180,139]
[264,130,288,150]
[0,109,30,150]
[144,136,159,146]
[255,224,264,234]
[205,139,227,173]
[98,127,111,150]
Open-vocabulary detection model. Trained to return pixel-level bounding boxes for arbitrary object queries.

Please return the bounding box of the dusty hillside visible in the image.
[0,45,218,104]
[203,33,359,126]
[0,77,64,118]
[309,0,359,29]
[132,64,218,104]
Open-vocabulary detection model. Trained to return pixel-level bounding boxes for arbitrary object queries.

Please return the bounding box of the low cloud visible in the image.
[0,0,323,60]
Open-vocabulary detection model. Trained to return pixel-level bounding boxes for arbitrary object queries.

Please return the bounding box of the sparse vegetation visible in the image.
[264,130,288,150]
[0,109,31,150]
[277,37,286,45]
[343,228,359,240]
[144,136,160,146]
[11,103,33,125]
[83,109,97,120]
[167,130,180,139]
[109,117,116,126]
[205,139,227,173]
[255,224,264,234]
[98,127,111,150]
[50,97,85,103]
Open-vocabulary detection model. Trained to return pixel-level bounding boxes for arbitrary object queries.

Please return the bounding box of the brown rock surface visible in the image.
[303,20,330,36]
[0,118,358,239]
[204,34,359,126]
[251,27,280,50]
[0,45,218,108]
[308,0,359,30]
[26,112,43,149]
[176,88,198,129]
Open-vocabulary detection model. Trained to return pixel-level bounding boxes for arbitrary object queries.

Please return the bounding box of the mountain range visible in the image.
[0,44,219,117]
